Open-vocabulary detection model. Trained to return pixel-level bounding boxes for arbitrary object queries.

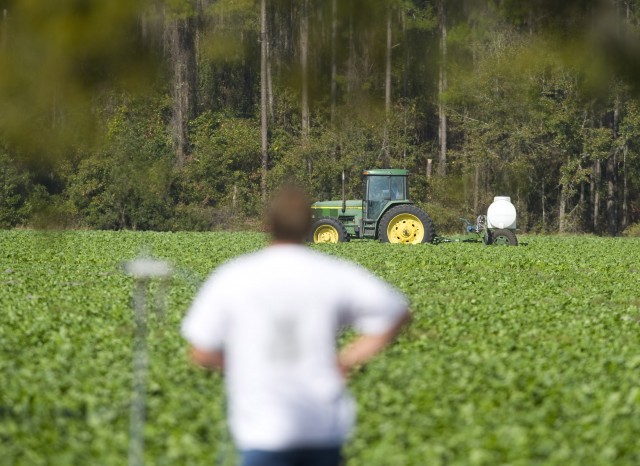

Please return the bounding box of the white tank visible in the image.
[487,196,516,229]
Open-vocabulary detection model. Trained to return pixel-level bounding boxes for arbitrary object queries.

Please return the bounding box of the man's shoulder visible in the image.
[213,248,268,275]
[213,244,367,280]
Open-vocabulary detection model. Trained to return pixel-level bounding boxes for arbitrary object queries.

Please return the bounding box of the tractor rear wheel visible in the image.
[378,205,436,244]
[309,217,349,244]
[489,228,518,246]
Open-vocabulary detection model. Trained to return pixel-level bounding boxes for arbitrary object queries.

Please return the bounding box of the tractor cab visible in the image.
[363,169,408,220]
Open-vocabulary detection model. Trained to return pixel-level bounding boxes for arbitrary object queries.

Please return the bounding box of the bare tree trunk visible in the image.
[606,152,617,236]
[593,159,600,231]
[627,0,631,20]
[330,0,337,126]
[232,184,238,210]
[607,102,619,236]
[120,203,127,230]
[347,5,356,94]
[622,145,629,230]
[473,164,480,216]
[401,9,408,167]
[558,184,567,233]
[580,180,586,230]
[426,159,433,179]
[541,179,546,232]
[167,13,196,168]
[437,0,448,177]
[140,0,165,51]
[267,31,274,120]
[260,0,269,202]
[330,0,340,162]
[382,8,392,166]
[300,0,310,139]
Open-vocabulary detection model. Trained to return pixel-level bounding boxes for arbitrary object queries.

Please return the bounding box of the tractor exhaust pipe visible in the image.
[341,171,346,213]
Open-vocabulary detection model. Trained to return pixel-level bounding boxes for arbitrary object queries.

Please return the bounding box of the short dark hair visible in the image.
[266,185,313,243]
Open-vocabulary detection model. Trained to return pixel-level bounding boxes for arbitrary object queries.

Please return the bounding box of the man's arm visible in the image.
[189,346,225,371]
[338,309,410,377]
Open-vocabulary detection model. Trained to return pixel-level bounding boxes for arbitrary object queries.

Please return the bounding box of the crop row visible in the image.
[1,231,639,465]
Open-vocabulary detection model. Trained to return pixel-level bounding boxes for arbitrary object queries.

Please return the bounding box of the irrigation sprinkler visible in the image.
[124,257,172,466]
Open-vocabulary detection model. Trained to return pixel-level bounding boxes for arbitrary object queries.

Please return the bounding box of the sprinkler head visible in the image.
[125,258,173,279]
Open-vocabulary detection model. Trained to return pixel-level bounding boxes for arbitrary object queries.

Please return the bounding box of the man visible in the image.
[181,186,410,466]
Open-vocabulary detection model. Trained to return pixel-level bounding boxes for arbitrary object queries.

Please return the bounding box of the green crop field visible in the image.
[1,231,639,465]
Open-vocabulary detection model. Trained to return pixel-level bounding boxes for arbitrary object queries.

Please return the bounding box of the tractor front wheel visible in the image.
[309,217,349,244]
[378,205,436,244]
[489,228,518,246]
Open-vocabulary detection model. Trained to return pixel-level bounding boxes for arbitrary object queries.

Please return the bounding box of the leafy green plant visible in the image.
[1,232,639,465]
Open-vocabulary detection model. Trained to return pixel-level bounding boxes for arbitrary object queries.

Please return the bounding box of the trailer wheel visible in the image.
[309,217,349,244]
[379,205,436,244]
[490,228,518,246]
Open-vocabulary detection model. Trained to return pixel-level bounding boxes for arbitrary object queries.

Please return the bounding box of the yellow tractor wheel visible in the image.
[308,218,348,243]
[378,205,436,244]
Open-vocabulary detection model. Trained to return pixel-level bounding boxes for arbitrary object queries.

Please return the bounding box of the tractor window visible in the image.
[366,176,390,219]
[390,176,406,200]
[368,176,390,201]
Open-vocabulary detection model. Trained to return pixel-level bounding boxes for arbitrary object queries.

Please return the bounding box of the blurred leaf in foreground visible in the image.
[0,0,159,158]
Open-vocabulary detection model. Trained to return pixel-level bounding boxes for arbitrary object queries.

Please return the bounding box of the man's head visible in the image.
[266,185,312,244]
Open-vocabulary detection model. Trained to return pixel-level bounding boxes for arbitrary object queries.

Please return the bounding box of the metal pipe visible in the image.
[125,258,172,466]
[341,170,346,213]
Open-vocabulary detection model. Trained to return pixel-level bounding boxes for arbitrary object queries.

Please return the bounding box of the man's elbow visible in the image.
[399,308,411,327]
[190,347,224,371]
[377,309,411,346]
[392,308,411,334]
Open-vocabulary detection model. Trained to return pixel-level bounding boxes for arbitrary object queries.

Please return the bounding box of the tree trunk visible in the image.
[267,23,274,120]
[167,13,196,168]
[232,184,238,211]
[558,184,567,233]
[330,0,340,162]
[606,152,617,236]
[260,0,269,202]
[607,102,619,236]
[592,159,600,232]
[347,5,355,94]
[382,8,392,166]
[330,0,337,126]
[541,178,546,232]
[473,164,480,217]
[622,145,629,231]
[401,9,408,166]
[300,0,310,139]
[437,0,448,177]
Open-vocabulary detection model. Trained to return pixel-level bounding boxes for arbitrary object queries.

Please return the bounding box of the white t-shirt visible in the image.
[181,244,408,450]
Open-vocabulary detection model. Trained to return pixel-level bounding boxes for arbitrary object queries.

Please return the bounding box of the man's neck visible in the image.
[270,239,304,246]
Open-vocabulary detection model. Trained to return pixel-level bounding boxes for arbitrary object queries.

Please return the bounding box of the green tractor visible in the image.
[309,169,436,244]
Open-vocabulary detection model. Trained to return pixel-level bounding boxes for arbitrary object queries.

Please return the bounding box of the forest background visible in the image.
[1,0,640,235]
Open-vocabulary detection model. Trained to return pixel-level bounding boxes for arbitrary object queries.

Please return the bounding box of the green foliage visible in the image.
[402,1,437,31]
[1,232,640,464]
[64,96,175,230]
[180,112,262,218]
[0,0,154,154]
[0,151,31,228]
[165,0,197,20]
[622,222,640,237]
[3,0,640,233]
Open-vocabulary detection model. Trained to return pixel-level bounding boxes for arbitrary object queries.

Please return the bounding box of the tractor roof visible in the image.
[362,168,409,176]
